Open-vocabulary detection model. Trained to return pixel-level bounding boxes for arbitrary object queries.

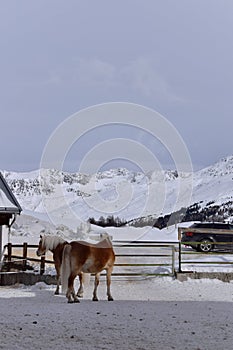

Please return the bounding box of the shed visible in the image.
[0,172,22,258]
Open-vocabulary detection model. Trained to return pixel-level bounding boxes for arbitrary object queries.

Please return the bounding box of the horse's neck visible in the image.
[97,237,112,248]
[45,236,65,252]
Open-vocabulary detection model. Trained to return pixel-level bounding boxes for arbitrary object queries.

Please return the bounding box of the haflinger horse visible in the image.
[36,235,84,297]
[61,233,115,303]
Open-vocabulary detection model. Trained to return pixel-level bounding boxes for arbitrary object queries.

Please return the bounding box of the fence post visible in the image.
[178,228,182,273]
[178,241,182,273]
[0,226,2,262]
[7,243,12,262]
[22,242,27,271]
[171,245,175,276]
[40,256,45,275]
[6,243,12,272]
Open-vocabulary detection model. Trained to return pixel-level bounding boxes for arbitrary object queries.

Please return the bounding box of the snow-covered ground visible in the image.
[0,213,232,350]
[1,277,233,350]
[2,217,233,349]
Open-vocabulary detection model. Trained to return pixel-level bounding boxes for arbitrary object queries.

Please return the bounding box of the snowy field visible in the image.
[2,214,233,349]
[1,277,233,350]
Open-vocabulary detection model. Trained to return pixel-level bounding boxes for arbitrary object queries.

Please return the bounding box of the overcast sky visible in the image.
[0,1,232,173]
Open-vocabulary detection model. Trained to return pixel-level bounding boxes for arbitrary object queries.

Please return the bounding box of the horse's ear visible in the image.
[40,234,42,239]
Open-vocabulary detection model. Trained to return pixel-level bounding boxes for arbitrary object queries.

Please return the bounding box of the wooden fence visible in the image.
[1,241,177,277]
[3,230,233,278]
[1,243,49,275]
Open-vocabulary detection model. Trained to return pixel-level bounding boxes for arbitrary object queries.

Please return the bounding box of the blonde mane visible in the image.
[42,235,66,252]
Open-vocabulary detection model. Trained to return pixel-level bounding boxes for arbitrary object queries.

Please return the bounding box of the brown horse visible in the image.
[36,235,84,297]
[61,234,115,303]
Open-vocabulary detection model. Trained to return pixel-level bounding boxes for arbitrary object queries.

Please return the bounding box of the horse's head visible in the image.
[36,235,46,256]
[36,234,66,256]
[99,232,113,246]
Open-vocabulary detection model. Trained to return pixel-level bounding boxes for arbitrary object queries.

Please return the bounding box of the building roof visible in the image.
[0,172,22,214]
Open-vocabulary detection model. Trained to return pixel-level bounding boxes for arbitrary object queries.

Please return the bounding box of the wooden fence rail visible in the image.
[1,243,52,275]
[2,231,233,278]
[1,241,177,277]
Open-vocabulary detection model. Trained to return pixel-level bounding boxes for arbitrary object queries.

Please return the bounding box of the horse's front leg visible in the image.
[55,279,60,295]
[76,272,84,298]
[92,272,101,301]
[106,267,114,301]
[54,264,60,295]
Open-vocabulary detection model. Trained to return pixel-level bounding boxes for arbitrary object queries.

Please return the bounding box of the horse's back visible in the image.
[70,241,91,253]
[68,239,115,272]
[69,238,113,251]
[96,237,113,249]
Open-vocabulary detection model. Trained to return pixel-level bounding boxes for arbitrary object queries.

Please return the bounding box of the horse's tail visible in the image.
[82,272,91,287]
[61,244,72,294]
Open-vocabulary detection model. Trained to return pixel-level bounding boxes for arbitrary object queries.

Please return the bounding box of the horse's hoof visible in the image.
[74,299,80,303]
[108,296,114,301]
[54,291,59,295]
[92,297,98,302]
[67,300,74,304]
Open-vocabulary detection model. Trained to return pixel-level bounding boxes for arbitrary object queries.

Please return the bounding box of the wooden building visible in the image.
[0,172,22,258]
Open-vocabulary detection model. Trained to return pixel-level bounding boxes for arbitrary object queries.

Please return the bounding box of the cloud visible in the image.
[72,57,185,102]
[74,58,117,88]
[31,57,185,103]
[122,57,166,96]
[121,57,186,102]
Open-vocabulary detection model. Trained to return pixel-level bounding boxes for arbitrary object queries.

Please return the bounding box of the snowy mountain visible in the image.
[2,155,233,231]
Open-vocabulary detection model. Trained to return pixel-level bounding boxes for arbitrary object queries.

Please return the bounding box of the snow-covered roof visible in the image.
[0,172,22,214]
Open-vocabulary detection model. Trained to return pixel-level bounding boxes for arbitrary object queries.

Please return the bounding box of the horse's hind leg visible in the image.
[67,274,80,303]
[76,273,84,298]
[92,272,100,301]
[71,286,80,303]
[106,266,114,301]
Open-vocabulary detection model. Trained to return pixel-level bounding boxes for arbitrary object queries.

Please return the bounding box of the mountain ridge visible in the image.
[2,155,233,229]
